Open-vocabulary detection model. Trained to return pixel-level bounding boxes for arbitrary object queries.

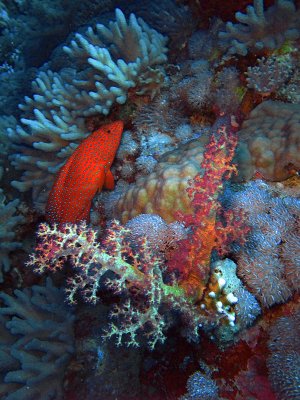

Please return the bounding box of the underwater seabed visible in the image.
[0,0,299,399]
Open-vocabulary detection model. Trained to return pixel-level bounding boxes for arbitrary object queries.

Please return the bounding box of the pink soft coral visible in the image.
[168,118,250,301]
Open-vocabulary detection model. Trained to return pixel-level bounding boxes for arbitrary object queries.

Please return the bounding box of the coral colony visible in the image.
[0,1,299,399]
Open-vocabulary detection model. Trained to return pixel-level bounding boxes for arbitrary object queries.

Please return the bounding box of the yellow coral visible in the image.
[114,137,208,223]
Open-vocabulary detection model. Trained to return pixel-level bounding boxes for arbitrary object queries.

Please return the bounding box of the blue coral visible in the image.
[180,371,219,400]
[225,180,300,307]
[0,189,26,282]
[0,278,75,400]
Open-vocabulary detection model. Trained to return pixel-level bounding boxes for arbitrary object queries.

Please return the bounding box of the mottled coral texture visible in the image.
[246,54,294,95]
[114,137,208,223]
[227,180,300,307]
[267,311,300,400]
[235,100,300,181]
[0,278,75,400]
[179,370,219,400]
[8,9,168,207]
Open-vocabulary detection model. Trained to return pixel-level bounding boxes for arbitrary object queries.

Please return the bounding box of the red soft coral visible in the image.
[168,119,250,301]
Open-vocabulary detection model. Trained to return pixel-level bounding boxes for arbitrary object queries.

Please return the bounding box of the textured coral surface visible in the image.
[1,0,300,399]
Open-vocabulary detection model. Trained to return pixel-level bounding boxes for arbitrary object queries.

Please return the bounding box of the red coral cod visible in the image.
[46,121,124,224]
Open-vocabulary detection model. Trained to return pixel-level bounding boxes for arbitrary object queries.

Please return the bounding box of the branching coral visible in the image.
[0,278,75,400]
[0,115,16,181]
[167,121,250,302]
[219,0,300,56]
[0,189,26,282]
[246,54,294,95]
[26,221,193,349]
[26,120,258,349]
[8,9,168,206]
[27,221,257,349]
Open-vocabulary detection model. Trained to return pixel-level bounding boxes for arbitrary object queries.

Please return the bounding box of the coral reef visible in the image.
[0,278,75,400]
[126,0,197,54]
[235,100,300,181]
[26,122,260,351]
[27,221,259,350]
[226,180,300,307]
[0,115,16,181]
[1,0,300,398]
[0,189,26,282]
[114,137,207,223]
[267,311,300,400]
[246,54,295,95]
[219,0,300,56]
[26,221,189,349]
[125,213,186,256]
[8,9,168,207]
[180,370,218,400]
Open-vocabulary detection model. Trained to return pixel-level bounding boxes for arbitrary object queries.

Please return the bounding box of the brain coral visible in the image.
[114,137,208,223]
[235,100,300,181]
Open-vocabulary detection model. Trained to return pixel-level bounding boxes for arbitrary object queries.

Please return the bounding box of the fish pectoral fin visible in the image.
[103,169,115,190]
[94,166,106,194]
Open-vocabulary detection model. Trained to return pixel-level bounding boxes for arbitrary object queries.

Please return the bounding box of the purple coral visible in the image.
[125,213,186,256]
[227,180,300,307]
[267,311,300,400]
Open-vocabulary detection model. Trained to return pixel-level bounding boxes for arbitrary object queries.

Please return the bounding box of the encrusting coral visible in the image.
[8,9,168,207]
[114,101,299,224]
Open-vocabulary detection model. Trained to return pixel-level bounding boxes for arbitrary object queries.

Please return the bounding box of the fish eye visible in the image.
[107,129,111,133]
